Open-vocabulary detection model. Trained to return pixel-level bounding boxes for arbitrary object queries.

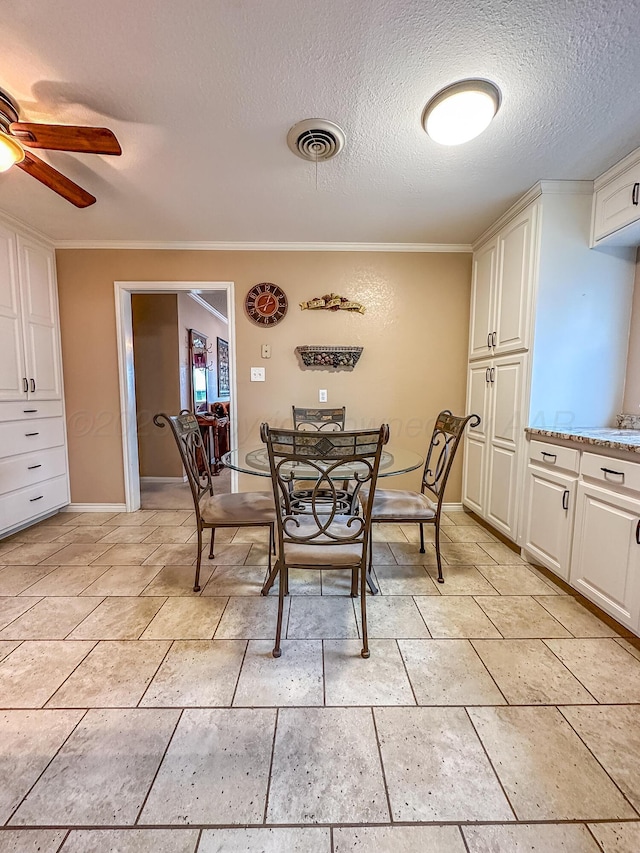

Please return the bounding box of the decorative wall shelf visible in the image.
[295,345,364,369]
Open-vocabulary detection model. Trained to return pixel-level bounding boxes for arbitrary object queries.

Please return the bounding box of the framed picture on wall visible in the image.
[217,337,230,397]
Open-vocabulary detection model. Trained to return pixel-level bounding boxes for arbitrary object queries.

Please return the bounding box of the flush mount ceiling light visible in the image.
[422,79,501,146]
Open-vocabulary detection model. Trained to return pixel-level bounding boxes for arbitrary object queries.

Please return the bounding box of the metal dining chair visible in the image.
[261,423,389,659]
[292,406,346,431]
[154,411,275,592]
[362,410,481,585]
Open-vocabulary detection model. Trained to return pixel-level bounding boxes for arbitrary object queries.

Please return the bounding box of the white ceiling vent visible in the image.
[287,119,345,162]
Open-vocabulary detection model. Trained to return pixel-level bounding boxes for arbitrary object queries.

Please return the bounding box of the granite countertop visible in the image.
[526,427,640,454]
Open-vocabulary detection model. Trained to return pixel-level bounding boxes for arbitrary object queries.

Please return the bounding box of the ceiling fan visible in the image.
[0,88,121,208]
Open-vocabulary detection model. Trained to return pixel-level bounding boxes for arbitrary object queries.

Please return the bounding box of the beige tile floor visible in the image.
[0,509,639,852]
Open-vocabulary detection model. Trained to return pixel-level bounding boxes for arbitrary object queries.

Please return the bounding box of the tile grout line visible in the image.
[463,707,518,822]
[262,706,279,825]
[395,639,419,706]
[556,704,640,819]
[229,639,250,707]
[370,707,393,823]
[40,640,99,709]
[465,640,510,705]
[54,827,71,853]
[4,707,90,825]
[535,639,601,704]
[136,639,176,707]
[134,707,184,826]
[458,823,472,853]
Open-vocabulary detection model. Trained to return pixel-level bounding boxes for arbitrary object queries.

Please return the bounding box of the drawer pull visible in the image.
[492,331,497,347]
[601,466,624,479]
[487,332,492,349]
[633,182,640,207]
[25,432,39,437]
[541,451,557,461]
[636,519,640,545]
[22,377,28,393]
[29,495,43,502]
[490,367,495,383]
[23,409,38,413]
[562,489,569,511]
[485,367,490,383]
[27,464,42,470]
[30,378,36,392]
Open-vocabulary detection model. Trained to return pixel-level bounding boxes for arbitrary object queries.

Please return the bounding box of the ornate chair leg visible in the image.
[419,523,425,554]
[360,562,370,658]
[209,528,216,560]
[350,567,358,597]
[435,522,444,583]
[273,563,286,658]
[194,525,203,592]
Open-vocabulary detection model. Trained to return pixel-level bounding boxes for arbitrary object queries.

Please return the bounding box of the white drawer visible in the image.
[0,447,67,495]
[0,418,65,459]
[529,439,579,474]
[0,474,69,534]
[0,401,64,422]
[581,451,640,494]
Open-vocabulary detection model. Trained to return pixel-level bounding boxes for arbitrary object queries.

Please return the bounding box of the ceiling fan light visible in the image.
[0,133,25,172]
[422,79,501,146]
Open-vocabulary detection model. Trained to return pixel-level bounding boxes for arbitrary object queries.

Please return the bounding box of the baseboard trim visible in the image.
[442,502,464,512]
[61,503,128,513]
[140,476,187,484]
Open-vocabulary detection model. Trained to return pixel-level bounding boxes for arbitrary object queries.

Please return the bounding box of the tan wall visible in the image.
[131,294,182,478]
[176,293,229,410]
[55,249,471,504]
[623,250,640,414]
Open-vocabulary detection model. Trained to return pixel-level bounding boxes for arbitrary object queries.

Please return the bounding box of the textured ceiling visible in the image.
[1,0,640,244]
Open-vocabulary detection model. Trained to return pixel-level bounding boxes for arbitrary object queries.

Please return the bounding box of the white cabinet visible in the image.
[0,230,61,403]
[463,181,635,545]
[522,440,579,581]
[591,147,640,247]
[570,481,640,632]
[0,218,68,536]
[463,354,525,539]
[468,205,536,361]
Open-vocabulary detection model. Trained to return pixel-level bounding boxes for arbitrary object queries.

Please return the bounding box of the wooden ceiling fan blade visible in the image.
[16,151,96,207]
[10,122,121,155]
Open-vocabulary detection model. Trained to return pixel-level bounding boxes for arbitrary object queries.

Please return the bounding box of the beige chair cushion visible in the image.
[282,515,365,567]
[364,488,437,522]
[200,491,275,525]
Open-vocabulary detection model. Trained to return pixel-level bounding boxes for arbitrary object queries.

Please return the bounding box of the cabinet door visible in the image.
[485,354,525,538]
[523,464,576,580]
[0,224,27,401]
[493,204,537,355]
[592,165,640,243]
[468,239,497,360]
[570,482,640,631]
[462,360,491,514]
[17,237,62,401]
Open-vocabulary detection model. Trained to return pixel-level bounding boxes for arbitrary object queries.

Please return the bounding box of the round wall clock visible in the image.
[245,282,288,326]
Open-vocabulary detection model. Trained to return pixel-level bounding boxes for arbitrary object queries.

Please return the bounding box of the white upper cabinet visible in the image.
[468,204,537,361]
[17,237,62,401]
[468,240,496,360]
[0,223,27,401]
[591,147,640,246]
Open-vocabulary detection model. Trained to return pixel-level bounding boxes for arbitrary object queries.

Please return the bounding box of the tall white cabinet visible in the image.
[463,181,636,543]
[0,216,69,536]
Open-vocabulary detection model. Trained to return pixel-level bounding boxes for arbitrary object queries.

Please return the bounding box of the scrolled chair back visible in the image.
[153,411,213,515]
[291,406,346,432]
[261,423,389,548]
[422,409,481,500]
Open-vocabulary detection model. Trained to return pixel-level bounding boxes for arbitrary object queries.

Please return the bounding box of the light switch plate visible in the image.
[250,367,266,381]
[319,389,328,402]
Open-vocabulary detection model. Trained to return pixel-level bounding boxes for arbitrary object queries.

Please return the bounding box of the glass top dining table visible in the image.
[221,446,423,480]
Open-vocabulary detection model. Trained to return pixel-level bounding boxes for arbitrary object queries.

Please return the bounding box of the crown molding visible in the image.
[54,239,473,253]
[0,206,55,247]
[593,145,640,191]
[188,291,228,324]
[472,180,594,249]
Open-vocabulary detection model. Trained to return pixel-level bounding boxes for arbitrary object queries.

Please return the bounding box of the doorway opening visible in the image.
[115,281,237,512]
